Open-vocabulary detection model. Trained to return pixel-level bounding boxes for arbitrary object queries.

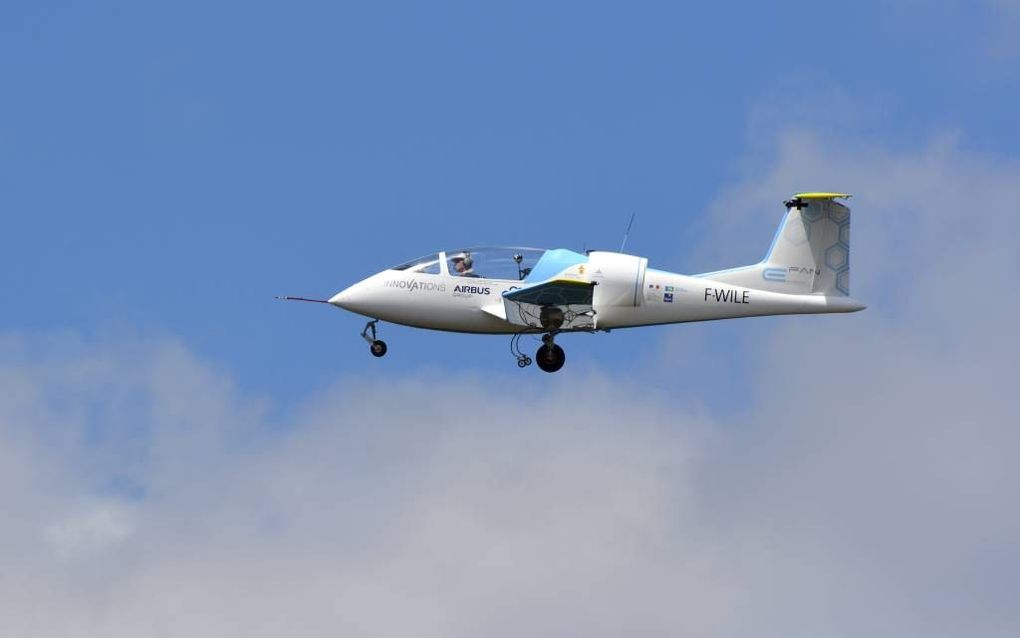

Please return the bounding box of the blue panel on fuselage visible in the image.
[524,249,588,283]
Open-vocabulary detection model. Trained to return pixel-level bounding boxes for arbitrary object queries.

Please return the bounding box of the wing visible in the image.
[497,279,596,331]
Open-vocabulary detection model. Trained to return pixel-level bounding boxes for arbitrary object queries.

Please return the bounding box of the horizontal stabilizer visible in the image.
[791,192,851,200]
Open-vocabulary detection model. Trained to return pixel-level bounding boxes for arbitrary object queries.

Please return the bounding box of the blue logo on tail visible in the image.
[762,267,787,282]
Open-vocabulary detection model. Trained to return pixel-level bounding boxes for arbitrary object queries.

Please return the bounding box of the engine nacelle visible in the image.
[588,251,647,327]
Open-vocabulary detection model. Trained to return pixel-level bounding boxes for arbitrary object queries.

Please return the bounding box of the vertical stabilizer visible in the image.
[700,193,852,296]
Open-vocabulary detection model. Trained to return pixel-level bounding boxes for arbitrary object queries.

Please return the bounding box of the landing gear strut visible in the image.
[535,333,565,373]
[361,320,387,357]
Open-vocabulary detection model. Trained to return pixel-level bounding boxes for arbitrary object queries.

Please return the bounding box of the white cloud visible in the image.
[1,129,1018,636]
[693,129,1019,320]
[45,500,136,558]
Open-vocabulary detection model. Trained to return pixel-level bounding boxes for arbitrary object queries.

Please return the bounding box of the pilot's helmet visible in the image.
[451,252,473,269]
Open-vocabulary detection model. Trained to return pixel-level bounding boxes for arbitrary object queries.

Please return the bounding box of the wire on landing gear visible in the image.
[510,332,532,368]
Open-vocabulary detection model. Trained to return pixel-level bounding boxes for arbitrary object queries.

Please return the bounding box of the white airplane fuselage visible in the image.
[329,261,864,334]
[285,193,865,371]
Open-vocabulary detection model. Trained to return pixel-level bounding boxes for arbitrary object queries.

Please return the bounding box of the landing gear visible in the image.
[535,333,565,373]
[510,332,567,371]
[361,320,387,358]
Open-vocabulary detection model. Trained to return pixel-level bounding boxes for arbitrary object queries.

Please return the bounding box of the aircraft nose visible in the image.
[328,278,378,314]
[328,271,392,317]
[328,285,357,309]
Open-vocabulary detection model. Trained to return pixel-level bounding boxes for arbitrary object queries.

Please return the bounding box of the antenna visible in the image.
[276,296,332,304]
[619,213,636,253]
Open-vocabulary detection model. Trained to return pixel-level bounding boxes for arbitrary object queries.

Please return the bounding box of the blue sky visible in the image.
[3,0,1018,403]
[2,2,1020,635]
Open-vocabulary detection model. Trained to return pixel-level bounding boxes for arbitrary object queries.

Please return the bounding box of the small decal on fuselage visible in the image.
[704,288,750,304]
[452,284,491,297]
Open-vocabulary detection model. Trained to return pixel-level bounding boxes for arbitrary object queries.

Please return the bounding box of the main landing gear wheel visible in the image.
[361,320,387,357]
[516,355,532,368]
[536,343,565,373]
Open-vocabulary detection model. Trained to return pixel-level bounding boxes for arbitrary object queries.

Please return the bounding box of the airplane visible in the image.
[279,192,865,373]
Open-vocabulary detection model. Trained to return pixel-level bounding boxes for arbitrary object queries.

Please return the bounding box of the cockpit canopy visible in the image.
[391,253,443,275]
[392,246,547,281]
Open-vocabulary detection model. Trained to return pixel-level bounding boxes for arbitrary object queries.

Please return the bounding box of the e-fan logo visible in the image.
[762,266,822,282]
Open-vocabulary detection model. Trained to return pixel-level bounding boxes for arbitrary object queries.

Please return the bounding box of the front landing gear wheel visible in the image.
[535,344,565,373]
[361,320,387,358]
[516,356,532,368]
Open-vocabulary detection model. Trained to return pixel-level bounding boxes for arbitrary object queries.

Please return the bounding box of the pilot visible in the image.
[451,253,479,277]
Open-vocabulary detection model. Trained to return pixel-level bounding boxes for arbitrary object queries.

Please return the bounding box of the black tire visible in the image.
[535,344,565,373]
[370,340,388,357]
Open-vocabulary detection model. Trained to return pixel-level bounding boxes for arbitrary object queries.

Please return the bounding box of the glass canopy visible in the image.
[391,253,442,274]
[391,246,591,282]
[392,247,547,280]
[443,247,545,281]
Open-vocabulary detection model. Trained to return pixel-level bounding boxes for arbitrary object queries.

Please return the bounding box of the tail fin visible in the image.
[702,192,852,296]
